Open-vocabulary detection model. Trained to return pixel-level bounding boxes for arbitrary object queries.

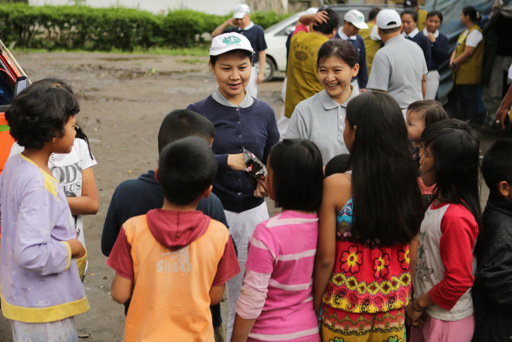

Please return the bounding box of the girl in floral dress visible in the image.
[314,92,425,342]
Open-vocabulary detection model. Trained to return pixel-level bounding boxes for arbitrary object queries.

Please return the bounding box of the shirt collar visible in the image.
[319,86,359,110]
[338,27,356,40]
[423,27,439,38]
[212,88,254,108]
[243,21,255,31]
[402,27,419,38]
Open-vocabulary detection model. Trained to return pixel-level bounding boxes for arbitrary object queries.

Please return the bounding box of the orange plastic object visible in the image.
[0,112,14,175]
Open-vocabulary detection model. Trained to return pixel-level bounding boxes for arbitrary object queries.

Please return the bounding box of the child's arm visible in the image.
[428,205,478,310]
[15,187,79,275]
[68,238,86,258]
[209,284,225,305]
[314,174,351,314]
[67,167,99,215]
[111,274,133,304]
[475,234,512,310]
[231,314,257,342]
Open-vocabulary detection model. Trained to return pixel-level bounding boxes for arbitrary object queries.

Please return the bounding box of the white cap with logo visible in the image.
[376,9,402,29]
[210,32,254,57]
[344,9,369,29]
[233,4,251,19]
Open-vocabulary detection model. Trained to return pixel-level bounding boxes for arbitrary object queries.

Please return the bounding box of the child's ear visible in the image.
[154,168,159,181]
[202,185,213,199]
[498,181,510,197]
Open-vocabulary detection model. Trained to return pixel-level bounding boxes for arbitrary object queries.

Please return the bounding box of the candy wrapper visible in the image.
[243,148,267,181]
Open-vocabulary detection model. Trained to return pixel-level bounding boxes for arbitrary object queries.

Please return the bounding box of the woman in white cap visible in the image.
[187,32,279,341]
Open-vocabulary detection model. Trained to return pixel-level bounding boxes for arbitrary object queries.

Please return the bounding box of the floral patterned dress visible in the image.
[320,198,411,342]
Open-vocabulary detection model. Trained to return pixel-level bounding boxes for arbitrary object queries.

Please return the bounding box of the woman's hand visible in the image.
[228,153,247,171]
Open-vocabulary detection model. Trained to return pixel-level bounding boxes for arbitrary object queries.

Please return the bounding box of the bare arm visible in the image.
[111,274,133,304]
[257,51,266,84]
[496,83,512,129]
[298,10,328,26]
[231,314,257,342]
[314,174,351,314]
[67,167,99,215]
[405,292,435,327]
[409,234,419,280]
[209,284,225,305]
[422,74,427,99]
[212,18,237,38]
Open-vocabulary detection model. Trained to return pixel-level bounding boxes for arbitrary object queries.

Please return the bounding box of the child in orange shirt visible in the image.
[107,137,240,342]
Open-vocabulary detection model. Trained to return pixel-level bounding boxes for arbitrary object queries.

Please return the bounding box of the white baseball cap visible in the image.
[344,9,369,29]
[376,9,402,29]
[209,32,254,57]
[233,4,251,19]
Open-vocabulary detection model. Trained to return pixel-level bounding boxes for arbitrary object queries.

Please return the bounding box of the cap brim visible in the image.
[233,12,246,19]
[352,22,369,29]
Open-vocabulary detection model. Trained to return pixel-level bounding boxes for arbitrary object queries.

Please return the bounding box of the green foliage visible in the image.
[0,4,289,51]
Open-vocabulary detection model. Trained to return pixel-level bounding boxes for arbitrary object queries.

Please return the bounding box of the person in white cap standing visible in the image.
[187,32,279,342]
[335,9,368,92]
[212,4,267,99]
[367,9,427,117]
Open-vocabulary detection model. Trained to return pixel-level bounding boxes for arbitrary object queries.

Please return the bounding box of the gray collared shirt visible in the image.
[285,88,359,165]
[212,88,254,108]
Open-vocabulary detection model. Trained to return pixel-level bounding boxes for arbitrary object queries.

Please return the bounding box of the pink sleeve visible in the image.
[236,269,272,319]
[292,24,308,36]
[212,236,240,286]
[236,224,276,319]
[106,227,134,280]
[429,205,478,310]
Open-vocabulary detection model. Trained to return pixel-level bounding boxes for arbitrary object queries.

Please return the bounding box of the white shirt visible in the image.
[402,27,420,39]
[462,28,483,47]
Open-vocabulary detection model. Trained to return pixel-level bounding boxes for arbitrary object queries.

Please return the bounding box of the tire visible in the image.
[261,58,276,82]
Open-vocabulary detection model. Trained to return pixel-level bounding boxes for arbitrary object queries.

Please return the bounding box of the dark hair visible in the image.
[158,136,217,205]
[427,10,443,23]
[312,8,339,35]
[401,9,418,23]
[421,119,481,226]
[482,139,512,196]
[268,139,323,212]
[369,7,381,21]
[209,49,253,66]
[158,109,215,153]
[74,123,94,160]
[346,92,424,246]
[407,100,449,128]
[462,6,481,23]
[380,27,401,34]
[318,39,358,68]
[6,78,80,150]
[324,154,351,177]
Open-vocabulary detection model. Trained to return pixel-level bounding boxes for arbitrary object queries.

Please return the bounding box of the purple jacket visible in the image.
[0,154,89,323]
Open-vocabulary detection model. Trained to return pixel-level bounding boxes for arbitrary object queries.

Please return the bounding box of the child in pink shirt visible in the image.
[232,139,324,342]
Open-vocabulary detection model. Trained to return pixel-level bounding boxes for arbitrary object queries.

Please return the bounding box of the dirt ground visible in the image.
[0,52,508,341]
[0,51,285,341]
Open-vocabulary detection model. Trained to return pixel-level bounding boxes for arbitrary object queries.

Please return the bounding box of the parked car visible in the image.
[0,41,29,174]
[262,4,402,81]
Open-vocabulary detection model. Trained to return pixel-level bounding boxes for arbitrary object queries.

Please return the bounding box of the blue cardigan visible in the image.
[187,96,279,213]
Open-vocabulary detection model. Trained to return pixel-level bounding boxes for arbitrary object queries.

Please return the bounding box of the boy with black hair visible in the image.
[107,136,239,342]
[101,109,230,341]
[473,138,512,341]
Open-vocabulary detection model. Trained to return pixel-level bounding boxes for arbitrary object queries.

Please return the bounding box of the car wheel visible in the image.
[260,58,276,82]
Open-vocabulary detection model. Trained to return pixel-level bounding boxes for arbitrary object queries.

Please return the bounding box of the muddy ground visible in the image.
[0,52,507,341]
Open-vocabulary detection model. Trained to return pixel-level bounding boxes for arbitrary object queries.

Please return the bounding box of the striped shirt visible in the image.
[236,210,320,341]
